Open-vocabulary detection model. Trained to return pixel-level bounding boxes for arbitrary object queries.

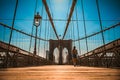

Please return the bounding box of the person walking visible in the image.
[72,46,78,67]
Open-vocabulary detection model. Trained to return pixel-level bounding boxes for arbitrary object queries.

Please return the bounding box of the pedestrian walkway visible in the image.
[0,65,120,80]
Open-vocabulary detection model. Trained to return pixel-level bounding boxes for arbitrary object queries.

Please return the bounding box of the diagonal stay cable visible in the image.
[29,0,38,52]
[42,0,59,40]
[62,0,77,40]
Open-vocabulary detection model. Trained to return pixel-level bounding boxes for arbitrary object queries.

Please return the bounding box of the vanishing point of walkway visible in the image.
[0,65,120,80]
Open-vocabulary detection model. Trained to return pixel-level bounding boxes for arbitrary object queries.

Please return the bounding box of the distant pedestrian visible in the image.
[72,46,78,67]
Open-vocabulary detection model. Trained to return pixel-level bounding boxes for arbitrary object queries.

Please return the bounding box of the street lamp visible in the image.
[34,12,42,55]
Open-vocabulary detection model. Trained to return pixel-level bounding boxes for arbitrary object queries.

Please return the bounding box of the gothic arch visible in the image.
[49,40,72,64]
[62,47,69,64]
[53,47,59,63]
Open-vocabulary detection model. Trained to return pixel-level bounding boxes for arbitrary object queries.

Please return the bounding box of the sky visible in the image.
[0,0,120,60]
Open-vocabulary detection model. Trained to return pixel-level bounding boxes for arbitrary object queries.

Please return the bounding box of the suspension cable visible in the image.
[70,23,72,39]
[72,18,75,46]
[29,0,38,52]
[42,0,59,40]
[62,0,77,39]
[16,31,18,47]
[1,21,119,43]
[1,19,120,21]
[44,15,47,57]
[15,31,17,46]
[3,26,5,41]
[7,0,18,50]
[18,32,20,47]
[113,25,116,40]
[68,26,71,39]
[50,24,52,39]
[49,0,54,18]
[64,0,71,36]
[68,28,71,39]
[81,0,88,52]
[0,22,49,41]
[38,3,44,55]
[96,0,106,51]
[45,16,49,53]
[46,19,50,50]
[73,22,120,41]
[5,0,18,67]
[75,6,81,55]
[48,22,51,40]
[21,35,24,49]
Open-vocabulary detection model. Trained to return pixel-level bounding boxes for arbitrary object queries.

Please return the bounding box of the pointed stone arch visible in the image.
[53,47,59,63]
[62,47,69,64]
[49,40,72,64]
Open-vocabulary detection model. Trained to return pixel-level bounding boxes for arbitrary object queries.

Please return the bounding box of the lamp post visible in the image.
[34,12,42,55]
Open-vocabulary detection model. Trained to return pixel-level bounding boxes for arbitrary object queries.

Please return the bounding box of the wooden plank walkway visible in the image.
[0,65,120,80]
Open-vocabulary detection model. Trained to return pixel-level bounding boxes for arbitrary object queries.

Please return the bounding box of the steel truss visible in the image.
[0,41,53,68]
[79,39,120,68]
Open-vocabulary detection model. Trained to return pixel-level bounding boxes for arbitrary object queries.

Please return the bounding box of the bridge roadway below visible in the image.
[0,65,120,80]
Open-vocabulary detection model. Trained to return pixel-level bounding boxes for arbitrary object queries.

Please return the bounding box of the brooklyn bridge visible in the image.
[0,0,120,80]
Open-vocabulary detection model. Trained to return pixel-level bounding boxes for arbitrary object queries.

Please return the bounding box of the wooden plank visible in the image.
[0,65,120,80]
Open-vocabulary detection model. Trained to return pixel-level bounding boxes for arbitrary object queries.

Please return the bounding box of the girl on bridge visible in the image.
[72,46,78,67]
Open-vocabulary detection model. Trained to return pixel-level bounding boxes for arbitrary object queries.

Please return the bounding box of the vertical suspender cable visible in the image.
[50,25,52,38]
[68,26,71,39]
[52,27,55,39]
[70,23,72,39]
[72,18,75,46]
[16,31,18,47]
[64,0,71,39]
[46,20,49,50]
[44,15,47,57]
[8,0,18,46]
[68,28,70,39]
[65,1,71,40]
[3,27,5,41]
[29,0,38,52]
[13,31,17,46]
[18,32,20,47]
[68,27,71,39]
[113,26,116,40]
[15,31,17,46]
[38,3,43,55]
[48,22,51,40]
[6,0,18,67]
[75,6,81,55]
[67,23,69,38]
[22,33,24,49]
[48,0,54,39]
[96,0,107,67]
[81,0,88,52]
[96,0,106,51]
[45,17,48,53]
[20,32,22,48]
[71,24,72,40]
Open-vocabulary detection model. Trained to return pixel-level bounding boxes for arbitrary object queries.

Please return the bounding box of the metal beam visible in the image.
[42,0,59,40]
[62,0,77,39]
